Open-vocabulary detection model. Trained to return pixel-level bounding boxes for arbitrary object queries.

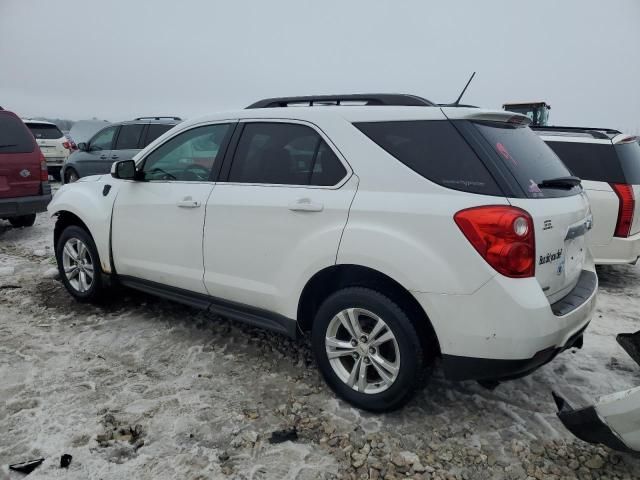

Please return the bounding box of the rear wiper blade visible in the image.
[0,144,17,148]
[538,176,582,189]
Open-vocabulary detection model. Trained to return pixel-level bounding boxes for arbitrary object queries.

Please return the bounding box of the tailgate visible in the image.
[632,185,640,235]
[0,151,42,198]
[510,192,592,304]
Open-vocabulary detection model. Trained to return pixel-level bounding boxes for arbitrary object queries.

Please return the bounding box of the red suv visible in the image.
[0,107,51,227]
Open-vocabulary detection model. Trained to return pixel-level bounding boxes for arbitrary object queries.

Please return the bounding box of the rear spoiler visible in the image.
[440,107,531,126]
[612,133,639,145]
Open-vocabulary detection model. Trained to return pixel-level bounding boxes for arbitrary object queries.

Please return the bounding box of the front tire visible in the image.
[55,225,105,302]
[9,214,36,228]
[312,287,431,412]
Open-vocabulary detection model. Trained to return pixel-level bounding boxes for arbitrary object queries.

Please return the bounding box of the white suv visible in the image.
[535,127,640,265]
[23,119,75,180]
[49,94,597,411]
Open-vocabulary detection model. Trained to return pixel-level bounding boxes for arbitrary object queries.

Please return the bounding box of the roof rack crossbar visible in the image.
[134,116,182,121]
[246,94,435,109]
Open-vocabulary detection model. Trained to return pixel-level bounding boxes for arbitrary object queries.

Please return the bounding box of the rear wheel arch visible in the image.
[297,264,441,356]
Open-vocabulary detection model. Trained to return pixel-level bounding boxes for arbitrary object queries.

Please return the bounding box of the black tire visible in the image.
[9,214,36,228]
[51,168,62,182]
[312,287,433,412]
[55,225,106,302]
[64,168,79,184]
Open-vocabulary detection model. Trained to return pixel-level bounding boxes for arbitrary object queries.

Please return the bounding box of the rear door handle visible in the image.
[177,197,201,208]
[111,155,119,160]
[288,198,323,212]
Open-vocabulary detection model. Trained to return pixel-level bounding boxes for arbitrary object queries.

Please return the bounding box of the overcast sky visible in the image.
[1,0,639,132]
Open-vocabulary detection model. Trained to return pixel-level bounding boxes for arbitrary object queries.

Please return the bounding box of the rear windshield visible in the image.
[0,114,35,154]
[545,141,640,185]
[473,122,578,198]
[26,123,64,139]
[354,120,502,196]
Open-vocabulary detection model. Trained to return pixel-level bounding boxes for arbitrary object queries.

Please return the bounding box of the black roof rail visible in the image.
[531,125,621,140]
[134,116,182,121]
[246,94,435,109]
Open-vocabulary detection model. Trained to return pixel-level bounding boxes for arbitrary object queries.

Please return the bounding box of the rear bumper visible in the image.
[413,269,598,382]
[592,231,640,265]
[0,194,52,217]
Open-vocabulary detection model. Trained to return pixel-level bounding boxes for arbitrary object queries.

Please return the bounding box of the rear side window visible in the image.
[473,122,577,198]
[26,123,63,139]
[228,122,347,186]
[0,114,35,154]
[545,141,624,183]
[354,120,501,195]
[114,124,144,150]
[144,124,174,147]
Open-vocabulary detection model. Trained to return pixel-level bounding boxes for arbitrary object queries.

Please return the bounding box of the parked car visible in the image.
[49,94,597,411]
[61,116,181,183]
[534,126,640,265]
[23,120,75,180]
[0,108,51,227]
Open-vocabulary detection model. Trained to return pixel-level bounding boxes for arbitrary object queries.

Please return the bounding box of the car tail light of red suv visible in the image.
[454,205,535,278]
[610,183,635,238]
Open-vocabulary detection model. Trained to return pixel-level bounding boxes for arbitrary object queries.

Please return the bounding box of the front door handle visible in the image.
[288,198,323,212]
[100,155,107,160]
[177,197,201,208]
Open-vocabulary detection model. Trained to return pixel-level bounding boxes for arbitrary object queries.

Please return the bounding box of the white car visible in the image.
[48,94,597,411]
[535,127,640,265]
[23,119,75,180]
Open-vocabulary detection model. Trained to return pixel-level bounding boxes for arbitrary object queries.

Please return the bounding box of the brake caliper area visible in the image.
[552,330,640,454]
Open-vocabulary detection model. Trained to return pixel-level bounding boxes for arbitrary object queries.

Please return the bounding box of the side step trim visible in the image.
[118,276,298,338]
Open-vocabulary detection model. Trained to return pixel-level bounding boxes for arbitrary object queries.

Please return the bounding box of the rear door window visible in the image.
[545,141,623,183]
[114,124,144,150]
[354,120,502,195]
[473,122,577,198]
[26,123,63,139]
[228,122,346,186]
[143,124,174,147]
[0,114,35,154]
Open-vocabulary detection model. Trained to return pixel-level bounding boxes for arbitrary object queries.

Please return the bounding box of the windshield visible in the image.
[473,121,579,198]
[26,123,63,139]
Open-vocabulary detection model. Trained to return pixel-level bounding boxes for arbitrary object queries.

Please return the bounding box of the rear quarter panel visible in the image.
[582,180,618,247]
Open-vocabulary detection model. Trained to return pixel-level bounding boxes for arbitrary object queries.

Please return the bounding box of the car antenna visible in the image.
[452,71,476,106]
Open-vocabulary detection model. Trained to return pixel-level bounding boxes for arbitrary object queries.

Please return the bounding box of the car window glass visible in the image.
[90,126,118,151]
[142,124,230,182]
[144,124,174,147]
[114,124,144,150]
[229,122,345,185]
[26,123,63,139]
[546,141,623,183]
[0,114,35,154]
[355,120,501,195]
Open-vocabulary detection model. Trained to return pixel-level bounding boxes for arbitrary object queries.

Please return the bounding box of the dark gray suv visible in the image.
[62,117,181,183]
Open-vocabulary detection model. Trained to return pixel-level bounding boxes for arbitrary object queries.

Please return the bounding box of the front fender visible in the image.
[48,178,120,272]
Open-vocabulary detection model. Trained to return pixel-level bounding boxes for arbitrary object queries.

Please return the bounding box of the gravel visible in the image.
[1,210,639,479]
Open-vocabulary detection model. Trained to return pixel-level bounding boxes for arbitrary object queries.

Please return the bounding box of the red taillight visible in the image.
[40,152,49,182]
[62,141,70,149]
[611,183,635,238]
[454,206,535,278]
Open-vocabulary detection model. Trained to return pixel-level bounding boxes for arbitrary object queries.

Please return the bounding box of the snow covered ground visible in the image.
[1,207,639,480]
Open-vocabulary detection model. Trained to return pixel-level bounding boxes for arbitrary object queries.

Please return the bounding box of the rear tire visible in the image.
[312,287,432,412]
[51,168,62,182]
[64,168,79,183]
[55,225,106,302]
[9,214,36,228]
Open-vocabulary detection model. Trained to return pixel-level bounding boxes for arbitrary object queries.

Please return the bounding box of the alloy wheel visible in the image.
[325,308,400,394]
[61,237,94,293]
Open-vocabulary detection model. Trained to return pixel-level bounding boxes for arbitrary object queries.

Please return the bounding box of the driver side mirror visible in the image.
[111,160,137,180]
[77,142,88,151]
